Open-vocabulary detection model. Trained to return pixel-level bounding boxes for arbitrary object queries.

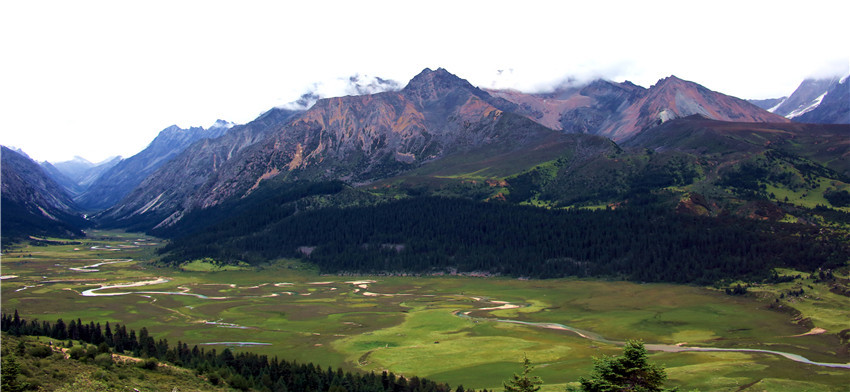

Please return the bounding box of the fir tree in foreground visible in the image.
[503,355,543,392]
[568,340,676,392]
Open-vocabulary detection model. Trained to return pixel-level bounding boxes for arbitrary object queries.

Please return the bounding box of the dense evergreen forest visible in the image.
[0,197,86,246]
[159,194,848,285]
[1,312,486,392]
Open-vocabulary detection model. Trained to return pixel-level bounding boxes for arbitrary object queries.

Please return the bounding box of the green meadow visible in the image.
[1,231,848,391]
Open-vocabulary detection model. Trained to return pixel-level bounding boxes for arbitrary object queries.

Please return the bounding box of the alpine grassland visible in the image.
[2,231,848,391]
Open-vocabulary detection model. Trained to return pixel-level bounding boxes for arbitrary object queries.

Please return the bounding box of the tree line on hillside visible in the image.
[160,197,847,285]
[1,311,489,392]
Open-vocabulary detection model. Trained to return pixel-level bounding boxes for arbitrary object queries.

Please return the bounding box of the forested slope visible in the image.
[159,196,847,284]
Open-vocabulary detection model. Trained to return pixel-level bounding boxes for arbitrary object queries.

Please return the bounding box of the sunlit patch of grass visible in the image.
[179,259,251,271]
[765,177,850,211]
[746,268,850,334]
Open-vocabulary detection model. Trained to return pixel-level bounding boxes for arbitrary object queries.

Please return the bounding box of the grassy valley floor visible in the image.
[1,231,848,391]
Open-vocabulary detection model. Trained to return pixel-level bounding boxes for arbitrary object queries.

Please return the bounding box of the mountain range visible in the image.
[3,68,849,274]
[95,68,815,230]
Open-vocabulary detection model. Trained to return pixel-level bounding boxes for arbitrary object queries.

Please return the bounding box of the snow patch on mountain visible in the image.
[767,98,787,113]
[787,92,828,118]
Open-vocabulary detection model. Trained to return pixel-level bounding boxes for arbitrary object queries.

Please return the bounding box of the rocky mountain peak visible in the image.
[651,75,702,91]
[159,125,184,135]
[209,119,235,130]
[403,68,475,99]
[407,67,461,84]
[580,78,644,97]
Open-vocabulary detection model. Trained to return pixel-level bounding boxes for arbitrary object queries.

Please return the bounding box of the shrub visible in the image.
[138,358,158,370]
[208,372,221,385]
[228,373,252,391]
[68,346,86,360]
[97,342,111,354]
[825,190,850,207]
[85,345,99,359]
[27,344,52,358]
[94,353,114,369]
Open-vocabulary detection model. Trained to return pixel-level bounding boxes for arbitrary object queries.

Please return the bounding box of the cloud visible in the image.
[806,58,850,80]
[480,60,641,93]
[278,74,403,110]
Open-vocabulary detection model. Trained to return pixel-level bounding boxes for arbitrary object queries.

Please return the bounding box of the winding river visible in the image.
[79,278,270,300]
[74,277,850,369]
[456,308,850,369]
[69,259,132,272]
[77,278,227,299]
[80,278,172,296]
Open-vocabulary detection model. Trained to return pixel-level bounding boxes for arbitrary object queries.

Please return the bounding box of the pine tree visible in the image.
[568,340,675,392]
[104,322,113,344]
[503,355,542,392]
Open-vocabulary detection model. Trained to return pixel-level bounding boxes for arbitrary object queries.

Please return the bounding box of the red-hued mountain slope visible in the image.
[489,75,788,140]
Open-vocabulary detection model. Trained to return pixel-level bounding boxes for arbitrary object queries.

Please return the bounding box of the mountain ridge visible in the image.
[74,121,235,211]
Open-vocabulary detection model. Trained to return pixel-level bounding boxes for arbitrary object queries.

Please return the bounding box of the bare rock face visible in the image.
[676,192,715,216]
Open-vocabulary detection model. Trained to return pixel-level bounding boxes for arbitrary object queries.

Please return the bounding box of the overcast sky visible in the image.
[2,0,847,163]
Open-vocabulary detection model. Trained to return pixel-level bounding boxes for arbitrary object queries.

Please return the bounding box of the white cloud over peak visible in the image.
[278,74,402,111]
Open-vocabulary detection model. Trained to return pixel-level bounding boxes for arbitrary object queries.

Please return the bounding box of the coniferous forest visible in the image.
[159,193,848,285]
